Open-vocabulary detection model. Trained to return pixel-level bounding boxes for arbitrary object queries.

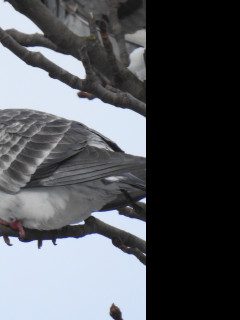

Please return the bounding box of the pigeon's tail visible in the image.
[100,156,146,212]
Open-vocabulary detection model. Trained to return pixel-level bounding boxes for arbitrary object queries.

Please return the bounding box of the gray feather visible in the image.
[0,109,146,199]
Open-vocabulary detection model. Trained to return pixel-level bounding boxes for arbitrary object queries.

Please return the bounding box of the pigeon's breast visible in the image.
[0,181,121,230]
[0,188,67,229]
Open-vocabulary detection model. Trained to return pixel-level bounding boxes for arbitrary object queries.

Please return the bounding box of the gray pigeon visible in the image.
[0,109,146,238]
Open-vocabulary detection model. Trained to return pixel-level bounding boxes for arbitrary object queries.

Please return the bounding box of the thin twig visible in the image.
[112,237,146,265]
[107,0,130,66]
[118,203,146,222]
[96,18,120,79]
[0,27,84,89]
[6,29,67,54]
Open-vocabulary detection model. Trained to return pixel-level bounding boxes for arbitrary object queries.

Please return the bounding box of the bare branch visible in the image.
[6,0,146,103]
[118,202,146,222]
[96,18,120,79]
[92,84,146,116]
[6,0,87,51]
[107,0,130,66]
[80,47,146,116]
[6,28,68,54]
[0,28,146,115]
[0,26,84,88]
[112,237,146,265]
[87,12,99,39]
[0,216,146,264]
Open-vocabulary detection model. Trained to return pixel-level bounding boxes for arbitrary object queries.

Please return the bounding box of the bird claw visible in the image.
[3,235,13,246]
[1,219,58,248]
[38,239,43,249]
[37,238,57,249]
[52,238,57,246]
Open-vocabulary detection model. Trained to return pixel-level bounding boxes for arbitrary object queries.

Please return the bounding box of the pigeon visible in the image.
[0,109,146,239]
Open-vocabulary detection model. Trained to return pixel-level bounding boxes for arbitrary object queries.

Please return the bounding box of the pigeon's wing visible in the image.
[0,109,85,193]
[28,145,146,188]
[0,109,145,194]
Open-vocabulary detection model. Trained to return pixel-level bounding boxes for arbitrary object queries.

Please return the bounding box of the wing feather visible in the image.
[0,109,145,194]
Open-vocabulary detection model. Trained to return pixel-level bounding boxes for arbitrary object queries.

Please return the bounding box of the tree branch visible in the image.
[96,18,120,80]
[0,26,84,86]
[80,47,146,116]
[118,202,146,222]
[0,216,146,264]
[6,28,68,54]
[6,0,146,103]
[112,237,146,265]
[0,27,146,116]
[107,0,130,66]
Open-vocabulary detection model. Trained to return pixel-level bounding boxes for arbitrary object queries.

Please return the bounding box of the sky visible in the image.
[0,2,146,320]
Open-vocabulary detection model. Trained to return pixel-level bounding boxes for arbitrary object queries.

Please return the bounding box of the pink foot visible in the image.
[0,219,25,238]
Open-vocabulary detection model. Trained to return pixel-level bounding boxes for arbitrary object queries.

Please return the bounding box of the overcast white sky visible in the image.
[0,1,146,319]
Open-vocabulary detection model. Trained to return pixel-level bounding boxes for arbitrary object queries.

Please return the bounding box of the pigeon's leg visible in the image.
[0,219,25,239]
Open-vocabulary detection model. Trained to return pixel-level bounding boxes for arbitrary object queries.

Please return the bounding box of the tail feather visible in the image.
[100,171,146,212]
